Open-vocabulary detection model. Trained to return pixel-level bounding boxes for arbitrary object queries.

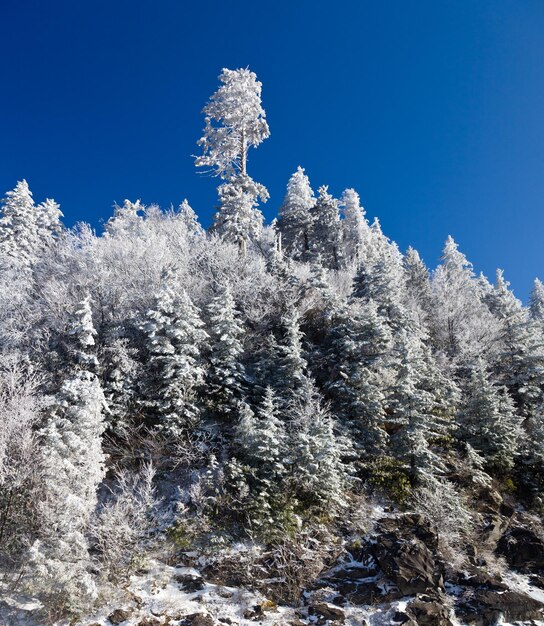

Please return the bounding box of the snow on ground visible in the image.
[3,562,544,626]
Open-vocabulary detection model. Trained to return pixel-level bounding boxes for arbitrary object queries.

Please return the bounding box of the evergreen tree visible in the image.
[277,166,315,261]
[211,174,267,245]
[431,236,498,361]
[311,185,343,270]
[326,300,391,456]
[28,297,106,608]
[206,284,246,419]
[351,220,406,327]
[195,67,269,179]
[487,269,544,418]
[141,285,208,435]
[341,188,371,265]
[388,330,446,484]
[178,198,204,237]
[0,180,63,264]
[530,278,544,331]
[289,381,345,505]
[458,360,522,473]
[403,246,432,327]
[273,306,309,407]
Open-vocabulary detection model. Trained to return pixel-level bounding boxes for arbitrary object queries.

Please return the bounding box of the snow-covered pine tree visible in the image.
[178,198,204,237]
[458,360,522,473]
[351,219,406,327]
[403,246,433,328]
[326,299,391,457]
[196,68,270,246]
[289,380,345,506]
[388,329,445,484]
[530,278,544,328]
[486,269,544,419]
[236,386,287,483]
[140,284,208,435]
[211,174,267,245]
[0,180,63,265]
[36,198,64,243]
[273,306,309,409]
[196,67,270,179]
[206,283,246,419]
[310,185,344,270]
[277,166,315,261]
[28,296,106,608]
[430,236,498,362]
[341,188,371,266]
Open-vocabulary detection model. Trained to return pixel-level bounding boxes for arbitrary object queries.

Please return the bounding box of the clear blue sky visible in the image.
[1,0,543,300]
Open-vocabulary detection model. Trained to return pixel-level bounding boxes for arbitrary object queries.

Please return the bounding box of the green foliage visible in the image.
[369,456,411,505]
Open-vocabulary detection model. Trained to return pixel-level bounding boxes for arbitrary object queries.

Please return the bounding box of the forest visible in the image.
[1,68,544,626]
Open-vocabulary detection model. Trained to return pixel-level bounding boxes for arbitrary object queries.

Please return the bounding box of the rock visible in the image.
[456,589,544,625]
[393,612,418,625]
[243,605,264,620]
[373,514,443,596]
[454,569,508,591]
[308,602,345,623]
[530,574,544,589]
[179,614,215,626]
[406,594,453,626]
[108,608,132,624]
[136,618,163,626]
[174,572,206,592]
[480,513,509,545]
[497,526,544,572]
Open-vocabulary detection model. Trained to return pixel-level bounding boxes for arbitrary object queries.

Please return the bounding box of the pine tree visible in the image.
[326,300,391,456]
[0,180,63,264]
[403,246,432,327]
[273,306,309,408]
[458,360,522,473]
[28,297,106,608]
[236,387,287,481]
[431,236,498,361]
[211,174,267,245]
[277,166,315,261]
[351,219,406,327]
[196,68,270,179]
[530,278,544,332]
[289,381,345,505]
[487,269,544,418]
[178,199,204,237]
[388,330,446,484]
[311,185,344,270]
[341,188,371,265]
[141,285,208,435]
[206,284,246,419]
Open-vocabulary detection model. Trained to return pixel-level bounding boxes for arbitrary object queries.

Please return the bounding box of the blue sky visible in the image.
[1,0,543,300]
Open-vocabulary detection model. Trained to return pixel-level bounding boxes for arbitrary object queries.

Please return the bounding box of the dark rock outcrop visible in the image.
[108,608,132,624]
[456,588,544,625]
[497,526,544,572]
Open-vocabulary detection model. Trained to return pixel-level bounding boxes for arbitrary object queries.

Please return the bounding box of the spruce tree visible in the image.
[277,166,315,261]
[487,269,544,419]
[458,361,522,473]
[310,185,344,270]
[206,284,246,419]
[211,174,267,245]
[326,300,391,456]
[341,188,371,265]
[141,285,208,435]
[28,297,106,608]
